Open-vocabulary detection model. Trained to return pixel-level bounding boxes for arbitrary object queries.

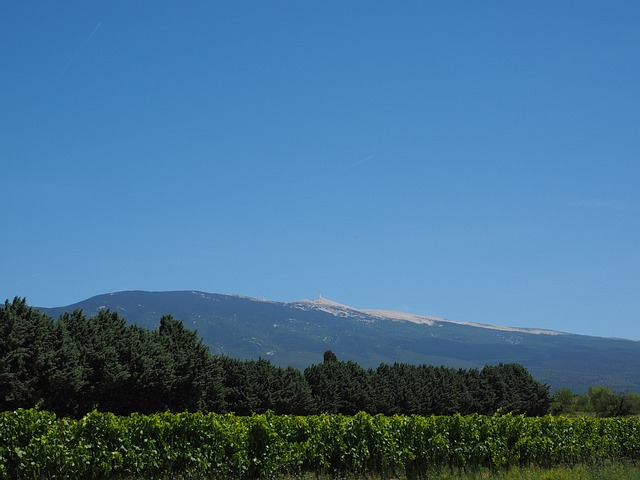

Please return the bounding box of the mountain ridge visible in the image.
[298,297,566,336]
[37,290,640,393]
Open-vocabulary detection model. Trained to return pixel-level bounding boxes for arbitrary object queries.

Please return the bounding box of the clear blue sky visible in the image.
[2,2,639,340]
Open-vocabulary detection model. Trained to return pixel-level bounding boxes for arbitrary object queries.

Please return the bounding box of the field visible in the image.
[299,464,640,479]
[1,409,639,479]
[415,464,640,479]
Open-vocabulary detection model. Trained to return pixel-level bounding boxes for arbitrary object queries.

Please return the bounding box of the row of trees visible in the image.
[305,351,550,416]
[552,386,640,417]
[0,298,223,416]
[1,298,550,417]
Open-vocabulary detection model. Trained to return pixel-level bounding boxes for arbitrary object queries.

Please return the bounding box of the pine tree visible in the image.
[0,298,55,410]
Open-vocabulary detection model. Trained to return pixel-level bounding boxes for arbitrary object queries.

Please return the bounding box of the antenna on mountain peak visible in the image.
[318,293,322,299]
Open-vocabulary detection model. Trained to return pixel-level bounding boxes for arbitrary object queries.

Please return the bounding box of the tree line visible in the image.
[551,385,640,417]
[0,297,550,417]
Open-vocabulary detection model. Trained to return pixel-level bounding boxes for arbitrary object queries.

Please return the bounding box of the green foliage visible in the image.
[304,359,374,415]
[0,301,226,417]
[0,298,55,411]
[1,300,550,417]
[323,350,338,363]
[304,360,550,417]
[1,409,640,479]
[588,386,640,417]
[551,387,574,414]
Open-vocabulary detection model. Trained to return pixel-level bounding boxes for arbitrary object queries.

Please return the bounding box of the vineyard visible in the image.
[1,409,639,479]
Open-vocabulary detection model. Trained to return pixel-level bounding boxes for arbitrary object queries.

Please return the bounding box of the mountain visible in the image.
[39,290,640,393]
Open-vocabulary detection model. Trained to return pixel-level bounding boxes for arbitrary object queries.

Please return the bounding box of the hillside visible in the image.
[40,290,640,393]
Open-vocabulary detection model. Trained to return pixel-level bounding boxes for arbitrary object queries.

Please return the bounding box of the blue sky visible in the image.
[2,2,640,340]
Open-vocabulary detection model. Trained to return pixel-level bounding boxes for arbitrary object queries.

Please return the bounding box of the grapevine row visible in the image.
[1,409,639,479]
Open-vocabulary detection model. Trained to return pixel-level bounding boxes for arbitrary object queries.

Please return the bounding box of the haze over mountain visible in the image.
[39,290,640,394]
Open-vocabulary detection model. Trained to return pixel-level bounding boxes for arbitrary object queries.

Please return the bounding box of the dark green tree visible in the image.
[42,310,90,416]
[273,366,315,415]
[0,298,55,410]
[216,356,257,415]
[158,315,213,412]
[304,359,373,415]
[373,363,423,415]
[480,363,550,415]
[323,350,338,363]
[79,309,132,414]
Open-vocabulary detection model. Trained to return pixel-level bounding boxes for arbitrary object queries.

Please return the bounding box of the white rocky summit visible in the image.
[291,297,563,336]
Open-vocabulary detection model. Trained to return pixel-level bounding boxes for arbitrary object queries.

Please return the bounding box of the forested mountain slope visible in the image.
[40,290,640,393]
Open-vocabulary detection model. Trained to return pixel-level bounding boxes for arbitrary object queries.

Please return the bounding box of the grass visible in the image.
[435,463,640,479]
[288,463,640,480]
